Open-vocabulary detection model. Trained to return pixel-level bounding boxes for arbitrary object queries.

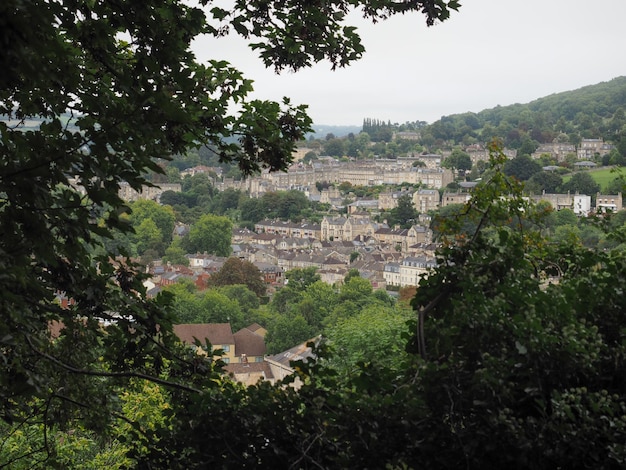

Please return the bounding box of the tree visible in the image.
[277,190,310,220]
[268,267,320,314]
[324,138,345,157]
[554,208,578,227]
[296,280,339,331]
[130,200,176,247]
[239,197,265,223]
[160,190,188,207]
[561,171,600,196]
[209,257,266,297]
[199,290,245,330]
[164,282,203,324]
[217,285,261,322]
[1,0,462,466]
[526,171,564,194]
[518,136,539,156]
[284,266,321,291]
[265,313,314,354]
[605,176,626,194]
[407,143,626,468]
[504,154,542,181]
[162,239,190,266]
[183,213,232,257]
[326,305,411,375]
[442,148,473,172]
[134,218,164,256]
[388,194,419,228]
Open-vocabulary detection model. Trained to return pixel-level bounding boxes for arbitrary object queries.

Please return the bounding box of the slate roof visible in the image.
[268,336,321,367]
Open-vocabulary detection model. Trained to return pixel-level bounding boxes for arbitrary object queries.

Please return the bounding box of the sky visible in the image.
[191,0,626,127]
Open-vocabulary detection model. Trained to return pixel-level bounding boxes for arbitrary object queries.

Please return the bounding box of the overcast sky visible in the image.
[192,0,626,127]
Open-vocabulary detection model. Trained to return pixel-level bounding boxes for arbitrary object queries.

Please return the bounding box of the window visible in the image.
[222,345,230,352]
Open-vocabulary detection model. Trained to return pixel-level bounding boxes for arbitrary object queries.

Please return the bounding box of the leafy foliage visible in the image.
[388,193,419,228]
[562,171,601,195]
[421,77,626,150]
[182,213,232,256]
[409,142,626,468]
[209,257,266,297]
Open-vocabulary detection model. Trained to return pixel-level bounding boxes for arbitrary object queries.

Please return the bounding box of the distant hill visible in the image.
[419,77,626,149]
[307,124,362,139]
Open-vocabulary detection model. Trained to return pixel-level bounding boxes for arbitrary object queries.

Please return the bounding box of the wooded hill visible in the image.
[419,76,626,149]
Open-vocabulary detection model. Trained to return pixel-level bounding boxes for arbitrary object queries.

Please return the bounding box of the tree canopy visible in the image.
[182,213,233,256]
[209,257,267,297]
[562,171,601,196]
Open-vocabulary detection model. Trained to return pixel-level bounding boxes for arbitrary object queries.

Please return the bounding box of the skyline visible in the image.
[192,0,626,126]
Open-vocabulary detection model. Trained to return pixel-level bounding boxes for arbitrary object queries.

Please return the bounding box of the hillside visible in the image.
[420,76,626,149]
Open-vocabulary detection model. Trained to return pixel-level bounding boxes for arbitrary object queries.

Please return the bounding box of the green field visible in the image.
[562,166,625,191]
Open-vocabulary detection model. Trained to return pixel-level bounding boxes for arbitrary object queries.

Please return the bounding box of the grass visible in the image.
[562,166,625,191]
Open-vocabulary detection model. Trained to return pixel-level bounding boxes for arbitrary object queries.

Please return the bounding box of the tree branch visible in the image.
[26,335,203,394]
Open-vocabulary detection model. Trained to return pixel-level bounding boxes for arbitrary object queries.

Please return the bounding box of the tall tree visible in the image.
[130,200,176,247]
[526,170,564,194]
[442,148,473,172]
[209,257,266,297]
[183,213,232,257]
[504,154,542,181]
[562,171,601,196]
[389,194,419,228]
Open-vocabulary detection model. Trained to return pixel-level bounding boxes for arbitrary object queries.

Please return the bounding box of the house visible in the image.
[253,262,284,285]
[321,216,347,241]
[441,191,471,207]
[383,262,401,287]
[383,255,437,288]
[250,233,281,246]
[378,190,412,210]
[187,253,226,271]
[577,138,612,160]
[595,192,623,212]
[290,222,322,240]
[117,182,182,202]
[232,326,267,363]
[246,323,268,337]
[173,323,268,365]
[232,227,255,244]
[320,215,376,242]
[253,220,322,240]
[173,323,237,363]
[530,192,574,211]
[347,199,379,214]
[399,255,437,287]
[373,225,431,251]
[173,323,283,386]
[413,189,440,213]
[223,362,274,386]
[532,142,576,162]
